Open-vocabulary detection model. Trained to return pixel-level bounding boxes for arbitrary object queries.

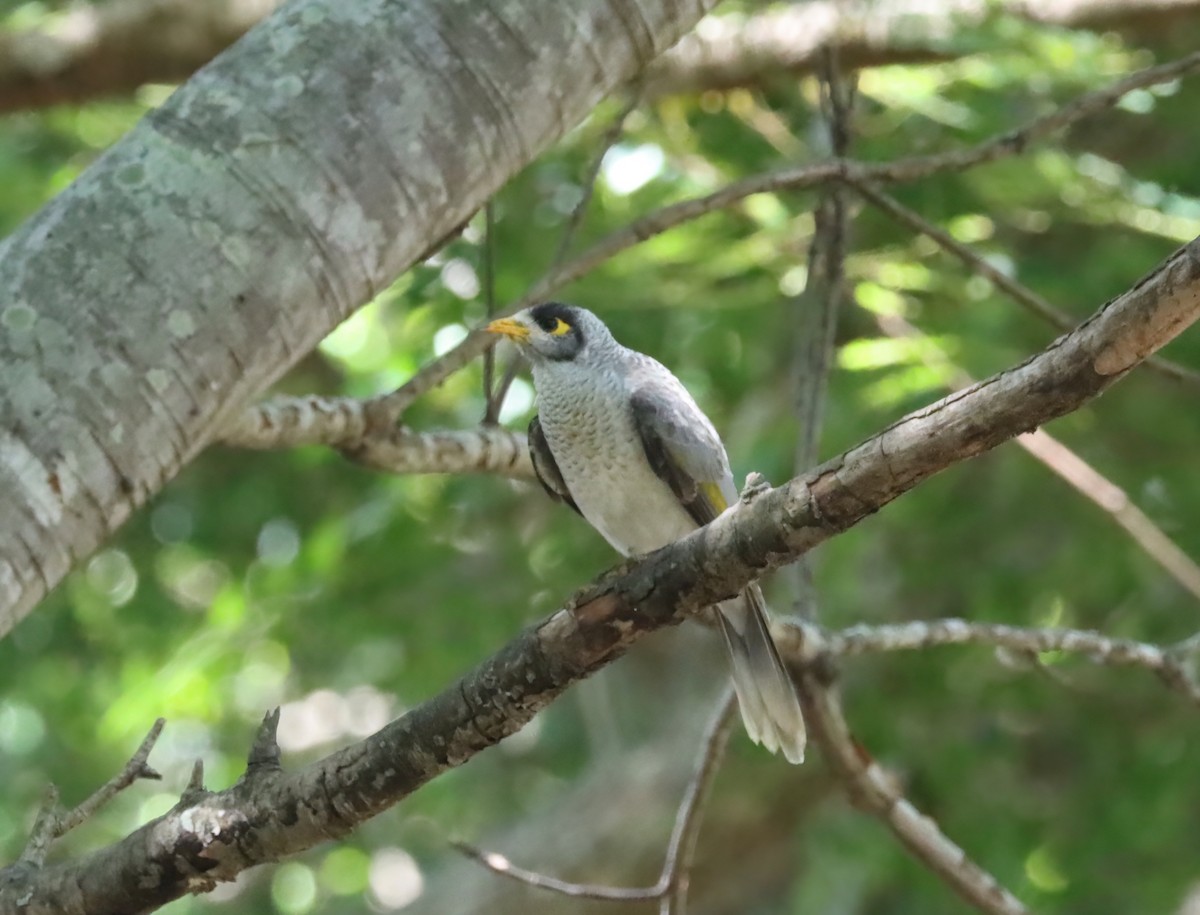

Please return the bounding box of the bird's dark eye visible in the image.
[537,315,571,336]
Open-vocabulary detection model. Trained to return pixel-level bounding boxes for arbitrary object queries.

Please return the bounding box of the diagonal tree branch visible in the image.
[1,234,1197,913]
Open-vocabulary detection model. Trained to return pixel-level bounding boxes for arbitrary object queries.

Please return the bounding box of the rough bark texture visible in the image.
[0,0,716,639]
[0,0,1196,112]
[1,237,1195,915]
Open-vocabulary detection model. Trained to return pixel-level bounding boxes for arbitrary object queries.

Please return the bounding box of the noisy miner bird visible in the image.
[486,303,806,763]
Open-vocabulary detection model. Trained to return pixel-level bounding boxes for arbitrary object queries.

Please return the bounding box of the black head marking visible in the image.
[529,301,585,359]
[530,302,580,332]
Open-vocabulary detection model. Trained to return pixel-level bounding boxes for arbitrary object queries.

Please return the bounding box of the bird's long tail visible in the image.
[714,584,807,764]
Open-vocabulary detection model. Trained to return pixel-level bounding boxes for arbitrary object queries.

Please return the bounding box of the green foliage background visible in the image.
[1,2,1199,913]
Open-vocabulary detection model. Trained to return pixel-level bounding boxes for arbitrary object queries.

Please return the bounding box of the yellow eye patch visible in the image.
[548,317,572,336]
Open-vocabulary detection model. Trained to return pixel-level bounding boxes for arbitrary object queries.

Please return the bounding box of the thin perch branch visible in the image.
[818,619,1200,708]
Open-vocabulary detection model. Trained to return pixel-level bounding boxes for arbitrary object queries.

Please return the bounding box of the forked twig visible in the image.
[16,719,164,869]
[453,690,738,912]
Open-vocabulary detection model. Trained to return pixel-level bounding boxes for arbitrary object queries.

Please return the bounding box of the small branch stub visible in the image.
[246,708,282,774]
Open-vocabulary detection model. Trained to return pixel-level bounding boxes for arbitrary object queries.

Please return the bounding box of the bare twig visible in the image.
[1018,429,1200,603]
[851,179,1200,388]
[482,361,522,428]
[17,719,164,868]
[817,619,1200,708]
[450,841,659,902]
[452,690,738,910]
[794,667,1030,915]
[658,689,738,915]
[789,49,856,614]
[481,201,499,422]
[873,310,1200,603]
[550,89,642,273]
[366,50,1200,430]
[56,719,164,835]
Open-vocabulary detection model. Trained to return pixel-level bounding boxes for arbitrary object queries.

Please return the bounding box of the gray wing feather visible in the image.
[528,415,582,516]
[628,362,737,525]
[628,356,806,764]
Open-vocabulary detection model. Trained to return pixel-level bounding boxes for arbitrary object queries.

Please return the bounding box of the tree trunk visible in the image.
[0,0,716,639]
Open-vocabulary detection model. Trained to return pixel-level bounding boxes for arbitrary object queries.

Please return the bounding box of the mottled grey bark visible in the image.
[0,0,716,638]
[1,235,1195,915]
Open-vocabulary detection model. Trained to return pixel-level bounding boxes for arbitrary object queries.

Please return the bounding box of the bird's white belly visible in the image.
[568,457,697,557]
[545,416,697,557]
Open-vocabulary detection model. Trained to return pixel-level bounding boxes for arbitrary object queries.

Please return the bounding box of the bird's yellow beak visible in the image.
[484,317,530,341]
